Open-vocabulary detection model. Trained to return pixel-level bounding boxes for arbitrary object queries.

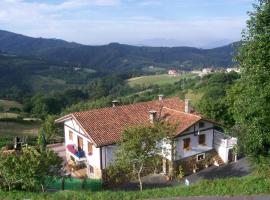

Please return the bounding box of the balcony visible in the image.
[214,130,237,148]
[66,144,86,162]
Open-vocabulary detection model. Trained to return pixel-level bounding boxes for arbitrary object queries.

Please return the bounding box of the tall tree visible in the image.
[109,123,170,191]
[232,0,270,173]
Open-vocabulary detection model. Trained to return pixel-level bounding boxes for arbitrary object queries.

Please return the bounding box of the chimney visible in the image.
[158,94,164,101]
[185,98,191,113]
[149,110,157,123]
[112,100,119,107]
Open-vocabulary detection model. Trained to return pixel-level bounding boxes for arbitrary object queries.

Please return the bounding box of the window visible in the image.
[199,122,205,128]
[78,136,83,151]
[69,131,73,141]
[183,138,191,151]
[197,153,205,161]
[88,142,93,155]
[89,165,94,173]
[198,134,206,145]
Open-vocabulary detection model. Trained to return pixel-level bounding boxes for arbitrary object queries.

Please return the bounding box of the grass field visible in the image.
[128,73,197,87]
[0,176,268,200]
[0,112,20,119]
[0,99,22,112]
[0,121,41,137]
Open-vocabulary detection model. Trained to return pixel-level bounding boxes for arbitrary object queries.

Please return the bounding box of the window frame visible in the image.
[69,130,73,141]
[199,122,205,128]
[196,153,205,162]
[88,142,93,155]
[89,165,94,173]
[183,138,191,151]
[198,134,206,145]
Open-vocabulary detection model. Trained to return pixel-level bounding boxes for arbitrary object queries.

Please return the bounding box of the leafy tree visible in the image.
[109,122,174,191]
[231,0,270,174]
[38,115,63,148]
[0,147,63,192]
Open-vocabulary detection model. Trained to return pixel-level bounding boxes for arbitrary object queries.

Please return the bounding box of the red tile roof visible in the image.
[56,97,208,147]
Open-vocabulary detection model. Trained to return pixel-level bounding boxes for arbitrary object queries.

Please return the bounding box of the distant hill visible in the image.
[0,52,95,99]
[0,30,238,73]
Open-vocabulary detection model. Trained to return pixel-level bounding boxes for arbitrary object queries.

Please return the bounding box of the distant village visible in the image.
[167,67,240,77]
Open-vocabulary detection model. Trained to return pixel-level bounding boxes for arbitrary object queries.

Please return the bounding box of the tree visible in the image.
[110,123,168,191]
[0,147,63,192]
[38,115,63,148]
[232,0,270,174]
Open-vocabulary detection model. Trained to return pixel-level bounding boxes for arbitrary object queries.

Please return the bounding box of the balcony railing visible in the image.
[66,144,86,161]
[214,130,237,148]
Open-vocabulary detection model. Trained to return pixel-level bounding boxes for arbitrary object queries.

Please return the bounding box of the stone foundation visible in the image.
[174,149,216,176]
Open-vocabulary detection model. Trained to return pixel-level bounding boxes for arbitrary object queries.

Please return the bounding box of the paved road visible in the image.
[174,157,250,185]
[120,157,251,190]
[151,196,270,200]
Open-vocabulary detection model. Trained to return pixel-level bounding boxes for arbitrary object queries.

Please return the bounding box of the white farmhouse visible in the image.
[56,96,237,179]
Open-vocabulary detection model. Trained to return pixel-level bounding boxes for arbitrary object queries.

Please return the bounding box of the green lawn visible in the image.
[0,121,41,137]
[128,73,197,87]
[0,99,22,112]
[0,112,20,119]
[0,176,268,200]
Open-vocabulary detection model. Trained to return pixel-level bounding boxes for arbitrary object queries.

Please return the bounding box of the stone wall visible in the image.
[174,149,216,176]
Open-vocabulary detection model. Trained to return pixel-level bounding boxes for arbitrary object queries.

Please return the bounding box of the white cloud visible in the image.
[0,0,247,47]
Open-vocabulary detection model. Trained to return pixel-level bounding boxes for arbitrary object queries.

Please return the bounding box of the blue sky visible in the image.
[0,0,254,48]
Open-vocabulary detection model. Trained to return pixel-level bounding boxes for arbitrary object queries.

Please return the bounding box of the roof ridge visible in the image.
[73,97,182,115]
[163,106,202,118]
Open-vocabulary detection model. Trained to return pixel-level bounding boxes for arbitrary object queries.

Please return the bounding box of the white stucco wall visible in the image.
[64,119,101,170]
[174,120,214,160]
[101,145,117,169]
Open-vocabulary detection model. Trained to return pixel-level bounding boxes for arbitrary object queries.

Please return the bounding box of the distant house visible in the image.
[226,68,240,73]
[56,96,237,180]
[202,68,214,75]
[168,69,178,76]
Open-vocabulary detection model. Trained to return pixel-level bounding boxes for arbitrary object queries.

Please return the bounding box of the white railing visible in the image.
[214,130,237,148]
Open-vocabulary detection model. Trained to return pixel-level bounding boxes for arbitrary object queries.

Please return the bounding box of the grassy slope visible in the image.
[128,73,196,87]
[0,121,41,137]
[0,99,22,111]
[0,176,269,200]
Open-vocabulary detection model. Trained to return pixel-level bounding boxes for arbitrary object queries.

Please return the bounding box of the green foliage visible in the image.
[177,165,185,180]
[0,176,268,200]
[109,123,170,191]
[0,147,63,192]
[231,0,270,173]
[38,115,63,147]
[196,72,240,126]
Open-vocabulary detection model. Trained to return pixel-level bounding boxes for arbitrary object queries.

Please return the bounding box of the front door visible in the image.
[228,148,233,162]
[78,136,83,151]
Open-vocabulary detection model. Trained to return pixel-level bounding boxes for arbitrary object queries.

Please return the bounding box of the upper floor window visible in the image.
[199,122,205,128]
[183,138,191,151]
[78,136,84,151]
[69,131,73,141]
[198,134,206,145]
[88,142,93,155]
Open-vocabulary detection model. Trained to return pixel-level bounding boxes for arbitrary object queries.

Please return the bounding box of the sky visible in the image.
[0,0,254,48]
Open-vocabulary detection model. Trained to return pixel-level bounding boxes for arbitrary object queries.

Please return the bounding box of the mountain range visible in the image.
[0,30,238,73]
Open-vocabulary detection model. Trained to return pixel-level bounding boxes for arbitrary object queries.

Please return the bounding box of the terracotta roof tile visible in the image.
[57,97,206,147]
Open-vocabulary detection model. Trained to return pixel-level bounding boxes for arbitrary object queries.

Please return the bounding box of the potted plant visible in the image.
[177,165,185,180]
[192,164,198,173]
[203,156,211,168]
